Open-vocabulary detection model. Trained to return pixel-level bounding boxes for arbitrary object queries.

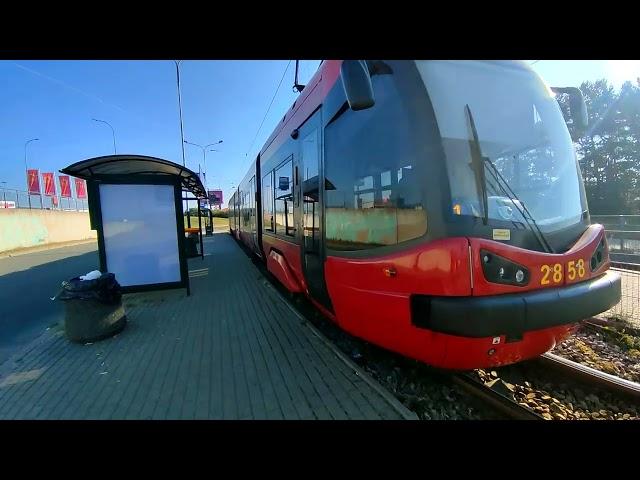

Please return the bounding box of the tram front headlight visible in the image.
[590,235,608,272]
[480,249,530,287]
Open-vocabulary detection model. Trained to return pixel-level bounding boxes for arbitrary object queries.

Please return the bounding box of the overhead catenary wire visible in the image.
[242,60,292,171]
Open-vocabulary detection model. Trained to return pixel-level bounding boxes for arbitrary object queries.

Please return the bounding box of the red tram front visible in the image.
[229,60,621,370]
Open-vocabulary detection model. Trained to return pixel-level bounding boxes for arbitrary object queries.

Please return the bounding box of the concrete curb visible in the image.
[263,279,419,420]
[0,239,97,259]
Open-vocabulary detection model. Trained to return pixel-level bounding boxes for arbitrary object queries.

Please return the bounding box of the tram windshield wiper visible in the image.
[483,157,554,253]
[465,104,489,226]
[464,104,554,254]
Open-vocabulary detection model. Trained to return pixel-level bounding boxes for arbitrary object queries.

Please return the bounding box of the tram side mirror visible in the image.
[552,86,589,139]
[341,60,375,111]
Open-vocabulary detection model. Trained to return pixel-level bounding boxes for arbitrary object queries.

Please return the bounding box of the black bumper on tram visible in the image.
[411,270,622,339]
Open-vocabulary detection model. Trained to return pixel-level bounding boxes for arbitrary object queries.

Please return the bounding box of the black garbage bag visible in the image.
[57,272,122,305]
[55,272,126,343]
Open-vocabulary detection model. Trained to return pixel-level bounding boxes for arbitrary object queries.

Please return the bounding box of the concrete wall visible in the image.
[0,209,96,253]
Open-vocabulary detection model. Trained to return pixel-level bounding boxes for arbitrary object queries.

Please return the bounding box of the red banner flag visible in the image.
[75,178,87,199]
[27,169,41,195]
[42,172,56,196]
[59,175,72,198]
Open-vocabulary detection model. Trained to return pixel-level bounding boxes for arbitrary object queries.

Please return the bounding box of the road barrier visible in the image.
[0,187,88,212]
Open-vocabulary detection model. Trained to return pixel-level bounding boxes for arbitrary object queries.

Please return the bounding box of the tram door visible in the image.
[295,109,333,311]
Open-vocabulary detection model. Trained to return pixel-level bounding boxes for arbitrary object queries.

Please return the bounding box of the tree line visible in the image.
[557,78,640,215]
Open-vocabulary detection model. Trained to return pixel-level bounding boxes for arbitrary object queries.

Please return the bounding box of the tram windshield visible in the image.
[416,60,587,233]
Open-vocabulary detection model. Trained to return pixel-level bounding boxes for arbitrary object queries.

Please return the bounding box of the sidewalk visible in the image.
[0,233,414,420]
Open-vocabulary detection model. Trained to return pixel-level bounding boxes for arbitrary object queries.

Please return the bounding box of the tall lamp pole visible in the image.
[175,60,186,167]
[92,118,117,154]
[174,60,190,227]
[24,138,39,209]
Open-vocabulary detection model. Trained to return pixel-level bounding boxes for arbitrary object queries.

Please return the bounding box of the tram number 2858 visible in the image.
[540,259,586,285]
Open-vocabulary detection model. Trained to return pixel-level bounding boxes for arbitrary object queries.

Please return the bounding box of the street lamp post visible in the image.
[207,146,223,188]
[24,138,39,209]
[184,140,223,235]
[183,140,223,190]
[203,141,222,190]
[174,60,192,226]
[92,118,117,154]
[203,142,222,187]
[175,60,186,167]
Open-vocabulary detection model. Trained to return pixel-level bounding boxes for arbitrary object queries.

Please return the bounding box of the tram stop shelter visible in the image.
[60,154,207,295]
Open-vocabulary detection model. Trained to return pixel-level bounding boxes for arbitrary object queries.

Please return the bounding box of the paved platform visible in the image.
[0,232,413,420]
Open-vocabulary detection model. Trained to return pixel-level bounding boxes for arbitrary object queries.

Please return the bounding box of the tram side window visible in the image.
[324,72,428,251]
[275,158,295,237]
[243,190,250,229]
[263,172,274,232]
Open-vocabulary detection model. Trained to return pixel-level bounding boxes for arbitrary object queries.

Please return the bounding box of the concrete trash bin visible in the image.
[184,230,200,257]
[185,234,199,257]
[57,272,126,343]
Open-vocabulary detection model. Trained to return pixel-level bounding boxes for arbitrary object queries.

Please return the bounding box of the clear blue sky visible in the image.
[1,60,637,207]
[0,60,321,206]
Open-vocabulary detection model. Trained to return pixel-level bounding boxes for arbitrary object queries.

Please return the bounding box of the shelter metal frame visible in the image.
[61,155,207,296]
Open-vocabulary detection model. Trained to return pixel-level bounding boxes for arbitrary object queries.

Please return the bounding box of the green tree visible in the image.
[556,78,640,214]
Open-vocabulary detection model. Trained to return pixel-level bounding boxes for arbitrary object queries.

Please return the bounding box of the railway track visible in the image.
[451,373,544,420]
[582,316,640,339]
[456,349,640,420]
[538,352,640,400]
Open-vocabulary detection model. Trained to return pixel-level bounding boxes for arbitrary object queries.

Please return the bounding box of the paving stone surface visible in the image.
[0,233,407,420]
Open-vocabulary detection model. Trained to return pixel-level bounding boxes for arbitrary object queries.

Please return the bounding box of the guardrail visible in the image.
[581,216,640,323]
[0,187,88,211]
[604,265,640,325]
[592,215,640,265]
